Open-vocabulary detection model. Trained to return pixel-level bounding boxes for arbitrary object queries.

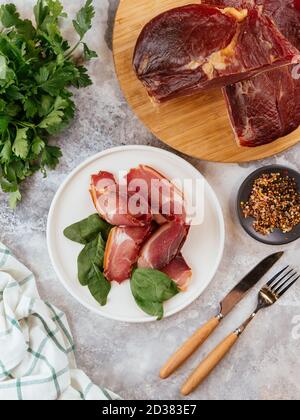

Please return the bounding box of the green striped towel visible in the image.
[0,242,120,400]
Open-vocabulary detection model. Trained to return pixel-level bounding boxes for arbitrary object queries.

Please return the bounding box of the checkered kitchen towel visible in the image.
[0,242,120,400]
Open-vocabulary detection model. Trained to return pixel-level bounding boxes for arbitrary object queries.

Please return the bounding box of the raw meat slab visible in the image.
[225,66,300,146]
[203,0,300,146]
[133,4,300,102]
[203,0,300,50]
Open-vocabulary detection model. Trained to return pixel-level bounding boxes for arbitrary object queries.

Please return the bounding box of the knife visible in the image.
[159,252,283,379]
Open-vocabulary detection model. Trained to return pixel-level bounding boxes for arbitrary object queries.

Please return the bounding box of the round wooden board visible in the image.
[112,0,300,163]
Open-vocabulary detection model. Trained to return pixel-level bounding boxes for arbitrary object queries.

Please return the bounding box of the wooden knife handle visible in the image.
[181,332,239,396]
[159,316,220,379]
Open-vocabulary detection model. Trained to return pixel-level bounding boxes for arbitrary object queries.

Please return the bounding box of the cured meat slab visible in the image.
[133,4,300,102]
[225,66,300,146]
[203,0,300,50]
[113,0,300,161]
[203,0,300,146]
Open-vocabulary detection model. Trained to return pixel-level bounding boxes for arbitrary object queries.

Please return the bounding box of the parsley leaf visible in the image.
[15,19,36,40]
[24,97,38,118]
[0,177,18,193]
[0,140,11,163]
[9,189,21,208]
[39,65,78,96]
[0,4,20,28]
[0,55,8,80]
[35,67,50,84]
[31,136,45,156]
[0,115,9,132]
[12,128,29,159]
[83,43,97,60]
[47,0,67,20]
[41,145,62,169]
[0,0,97,207]
[34,0,49,29]
[38,95,69,133]
[0,4,35,39]
[73,0,95,40]
[72,65,92,88]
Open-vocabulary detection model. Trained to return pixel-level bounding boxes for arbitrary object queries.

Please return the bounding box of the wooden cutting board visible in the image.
[112,0,300,163]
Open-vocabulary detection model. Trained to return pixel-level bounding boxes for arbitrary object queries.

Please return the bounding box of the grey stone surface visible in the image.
[1,0,300,400]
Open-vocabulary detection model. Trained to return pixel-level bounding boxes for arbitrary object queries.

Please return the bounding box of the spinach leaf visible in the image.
[130,269,179,320]
[88,263,111,306]
[134,297,165,320]
[64,213,112,244]
[77,234,105,286]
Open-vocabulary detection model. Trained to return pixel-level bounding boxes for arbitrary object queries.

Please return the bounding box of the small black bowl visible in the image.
[237,165,300,245]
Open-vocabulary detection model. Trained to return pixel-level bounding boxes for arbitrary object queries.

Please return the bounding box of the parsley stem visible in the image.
[15,121,36,128]
[64,40,82,59]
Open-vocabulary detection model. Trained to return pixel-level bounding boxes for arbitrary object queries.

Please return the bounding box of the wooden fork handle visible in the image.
[181,332,239,396]
[160,316,220,379]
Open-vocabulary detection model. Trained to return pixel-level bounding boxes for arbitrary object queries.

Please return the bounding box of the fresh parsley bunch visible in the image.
[0,0,97,207]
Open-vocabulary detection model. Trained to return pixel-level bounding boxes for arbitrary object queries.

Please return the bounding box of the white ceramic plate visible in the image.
[47,146,225,322]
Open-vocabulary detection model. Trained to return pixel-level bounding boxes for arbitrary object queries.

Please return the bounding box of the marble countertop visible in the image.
[1,0,300,400]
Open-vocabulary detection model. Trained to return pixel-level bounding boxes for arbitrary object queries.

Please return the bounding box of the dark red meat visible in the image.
[126,165,186,222]
[90,171,116,192]
[91,167,192,288]
[295,0,300,12]
[160,253,192,291]
[133,4,300,102]
[202,1,255,6]
[225,66,300,146]
[104,225,152,283]
[203,1,300,49]
[204,0,300,146]
[137,221,188,270]
[90,172,152,227]
[262,1,300,50]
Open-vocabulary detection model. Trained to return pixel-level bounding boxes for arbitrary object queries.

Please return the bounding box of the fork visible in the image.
[181,266,299,396]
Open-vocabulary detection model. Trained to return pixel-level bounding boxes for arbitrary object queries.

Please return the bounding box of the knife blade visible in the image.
[219,251,284,317]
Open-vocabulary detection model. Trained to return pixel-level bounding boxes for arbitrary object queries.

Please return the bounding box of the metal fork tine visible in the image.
[277,275,300,297]
[271,269,297,292]
[267,266,290,288]
[273,272,297,294]
[266,265,289,287]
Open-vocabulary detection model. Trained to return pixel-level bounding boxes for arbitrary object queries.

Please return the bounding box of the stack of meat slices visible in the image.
[133,2,300,147]
[89,166,192,291]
